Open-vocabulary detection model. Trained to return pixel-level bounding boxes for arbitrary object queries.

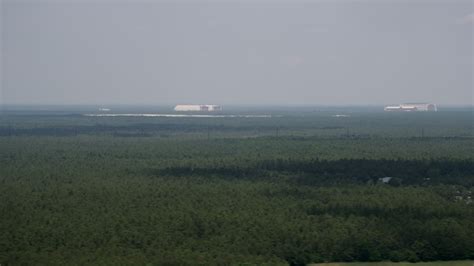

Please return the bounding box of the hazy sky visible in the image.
[1,0,473,105]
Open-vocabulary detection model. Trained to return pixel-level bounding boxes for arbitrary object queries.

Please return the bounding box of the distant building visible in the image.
[379,177,393,184]
[384,103,437,112]
[174,105,222,112]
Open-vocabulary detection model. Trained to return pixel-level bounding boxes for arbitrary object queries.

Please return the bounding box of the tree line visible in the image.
[158,158,474,187]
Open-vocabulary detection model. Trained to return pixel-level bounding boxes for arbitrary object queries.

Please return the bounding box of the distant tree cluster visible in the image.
[159,158,474,187]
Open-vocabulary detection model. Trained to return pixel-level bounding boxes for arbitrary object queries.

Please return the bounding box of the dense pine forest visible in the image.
[0,107,473,265]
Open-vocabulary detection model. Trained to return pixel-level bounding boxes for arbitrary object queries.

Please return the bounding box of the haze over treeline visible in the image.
[1,0,473,106]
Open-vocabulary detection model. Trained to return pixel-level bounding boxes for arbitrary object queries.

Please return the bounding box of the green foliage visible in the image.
[0,111,473,265]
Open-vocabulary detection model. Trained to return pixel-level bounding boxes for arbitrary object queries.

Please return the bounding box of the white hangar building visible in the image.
[384,103,437,112]
[174,104,222,112]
